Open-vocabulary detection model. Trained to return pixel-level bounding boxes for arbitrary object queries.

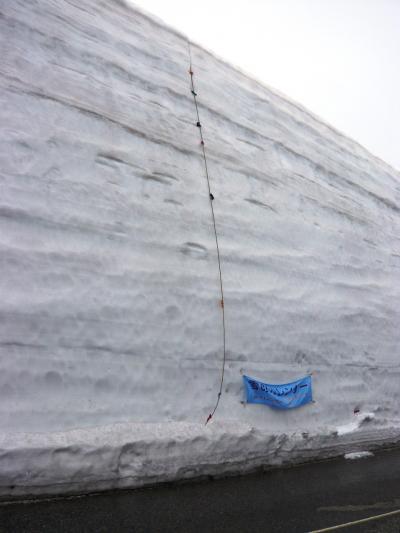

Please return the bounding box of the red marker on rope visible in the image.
[188,40,226,425]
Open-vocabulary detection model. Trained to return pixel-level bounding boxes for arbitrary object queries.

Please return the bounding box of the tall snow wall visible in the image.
[1,0,400,497]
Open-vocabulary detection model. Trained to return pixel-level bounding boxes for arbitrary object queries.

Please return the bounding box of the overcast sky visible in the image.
[132,0,400,172]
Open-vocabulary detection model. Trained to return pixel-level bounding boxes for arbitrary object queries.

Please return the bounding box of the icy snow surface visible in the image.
[337,412,375,436]
[344,451,374,460]
[0,0,400,497]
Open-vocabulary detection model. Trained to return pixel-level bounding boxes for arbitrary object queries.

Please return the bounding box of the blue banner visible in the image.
[243,374,312,409]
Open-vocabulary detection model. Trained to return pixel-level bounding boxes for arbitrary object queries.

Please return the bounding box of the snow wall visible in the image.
[1,0,400,498]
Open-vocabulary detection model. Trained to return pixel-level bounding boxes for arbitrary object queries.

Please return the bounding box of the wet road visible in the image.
[1,448,400,532]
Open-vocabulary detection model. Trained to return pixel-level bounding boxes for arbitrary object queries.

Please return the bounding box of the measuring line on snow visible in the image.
[187,42,227,425]
[309,508,400,532]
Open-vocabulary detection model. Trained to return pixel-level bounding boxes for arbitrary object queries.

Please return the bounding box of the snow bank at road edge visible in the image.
[1,420,399,499]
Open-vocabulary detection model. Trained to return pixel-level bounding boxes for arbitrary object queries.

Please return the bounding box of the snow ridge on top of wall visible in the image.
[123,1,400,176]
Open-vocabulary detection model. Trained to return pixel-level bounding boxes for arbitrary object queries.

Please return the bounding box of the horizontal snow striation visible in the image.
[0,420,397,500]
[0,0,400,495]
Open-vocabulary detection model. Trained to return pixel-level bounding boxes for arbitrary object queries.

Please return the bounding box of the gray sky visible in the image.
[132,0,400,172]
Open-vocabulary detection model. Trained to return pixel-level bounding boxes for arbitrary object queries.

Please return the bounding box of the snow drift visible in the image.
[0,0,399,497]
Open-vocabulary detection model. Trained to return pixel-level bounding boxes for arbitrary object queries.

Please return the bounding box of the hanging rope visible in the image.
[187,42,227,425]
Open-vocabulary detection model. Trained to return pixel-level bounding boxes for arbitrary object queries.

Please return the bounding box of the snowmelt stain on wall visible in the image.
[0,0,400,455]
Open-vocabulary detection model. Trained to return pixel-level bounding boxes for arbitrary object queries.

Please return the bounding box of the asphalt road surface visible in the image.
[2,447,400,532]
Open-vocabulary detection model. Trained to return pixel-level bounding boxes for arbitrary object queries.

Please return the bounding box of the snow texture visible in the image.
[344,451,374,460]
[0,0,400,497]
[337,412,375,436]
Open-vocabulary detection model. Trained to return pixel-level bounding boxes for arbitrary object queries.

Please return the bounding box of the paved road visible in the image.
[2,448,400,532]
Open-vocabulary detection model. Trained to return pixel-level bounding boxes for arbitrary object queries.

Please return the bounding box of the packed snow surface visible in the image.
[344,451,374,460]
[337,412,375,436]
[0,0,400,496]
